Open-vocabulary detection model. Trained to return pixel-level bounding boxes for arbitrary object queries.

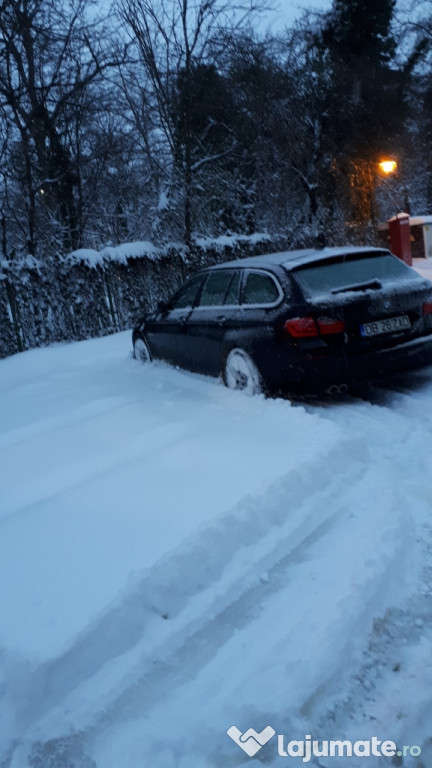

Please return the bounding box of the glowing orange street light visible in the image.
[378,159,397,174]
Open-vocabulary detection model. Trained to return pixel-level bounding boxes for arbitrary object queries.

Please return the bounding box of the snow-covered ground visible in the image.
[1,266,432,767]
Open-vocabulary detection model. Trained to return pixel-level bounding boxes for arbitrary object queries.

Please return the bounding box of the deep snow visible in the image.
[1,265,432,767]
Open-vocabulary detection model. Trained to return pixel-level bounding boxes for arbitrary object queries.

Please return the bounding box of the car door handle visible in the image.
[216,315,226,326]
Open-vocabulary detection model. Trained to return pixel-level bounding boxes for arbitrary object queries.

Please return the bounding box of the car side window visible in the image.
[224,271,241,305]
[169,275,204,310]
[242,271,281,305]
[199,270,234,307]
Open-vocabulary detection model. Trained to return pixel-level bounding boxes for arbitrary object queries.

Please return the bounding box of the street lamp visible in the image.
[349,157,398,227]
[378,156,411,213]
[378,159,397,175]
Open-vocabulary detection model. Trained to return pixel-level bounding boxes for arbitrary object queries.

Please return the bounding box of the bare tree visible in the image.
[0,0,126,254]
[116,0,266,246]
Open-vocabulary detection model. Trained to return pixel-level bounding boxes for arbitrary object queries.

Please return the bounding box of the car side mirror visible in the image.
[157,300,168,313]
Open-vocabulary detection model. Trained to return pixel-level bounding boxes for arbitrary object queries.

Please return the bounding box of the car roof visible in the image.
[208,246,391,272]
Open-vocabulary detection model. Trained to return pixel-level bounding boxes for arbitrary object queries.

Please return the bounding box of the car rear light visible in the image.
[284,317,318,338]
[284,316,345,338]
[317,317,345,334]
[422,302,432,315]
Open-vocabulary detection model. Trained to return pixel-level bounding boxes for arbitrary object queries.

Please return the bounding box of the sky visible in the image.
[263,0,430,32]
[264,0,332,31]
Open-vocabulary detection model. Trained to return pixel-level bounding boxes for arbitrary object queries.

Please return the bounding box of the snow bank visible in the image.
[193,232,272,250]
[66,233,273,268]
[66,241,162,268]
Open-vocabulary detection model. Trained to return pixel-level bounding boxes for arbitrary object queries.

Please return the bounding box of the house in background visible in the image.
[379,214,432,260]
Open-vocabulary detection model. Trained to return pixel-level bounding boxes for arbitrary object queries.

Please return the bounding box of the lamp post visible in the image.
[349,156,399,229]
[368,158,397,227]
[378,159,397,175]
[376,158,412,264]
[375,156,408,218]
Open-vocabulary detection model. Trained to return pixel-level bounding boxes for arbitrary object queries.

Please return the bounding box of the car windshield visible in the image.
[290,253,418,298]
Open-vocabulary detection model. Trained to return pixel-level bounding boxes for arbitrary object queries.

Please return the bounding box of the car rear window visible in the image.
[291,253,418,298]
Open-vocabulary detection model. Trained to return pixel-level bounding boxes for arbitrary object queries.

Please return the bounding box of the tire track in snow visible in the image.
[290,380,432,767]
[9,437,373,767]
[8,375,432,768]
[0,417,205,523]
[309,518,432,768]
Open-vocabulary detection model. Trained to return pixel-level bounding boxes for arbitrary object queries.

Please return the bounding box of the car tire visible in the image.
[223,348,263,396]
[134,335,152,363]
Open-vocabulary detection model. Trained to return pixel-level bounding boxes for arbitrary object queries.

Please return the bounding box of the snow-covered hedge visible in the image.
[0,233,281,358]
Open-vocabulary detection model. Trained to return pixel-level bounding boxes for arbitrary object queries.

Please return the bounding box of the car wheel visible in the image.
[134,335,152,363]
[223,348,263,395]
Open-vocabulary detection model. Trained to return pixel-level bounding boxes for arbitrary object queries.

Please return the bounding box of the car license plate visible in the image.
[360,315,411,337]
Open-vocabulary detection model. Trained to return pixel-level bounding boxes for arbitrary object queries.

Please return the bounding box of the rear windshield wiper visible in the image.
[331,279,382,294]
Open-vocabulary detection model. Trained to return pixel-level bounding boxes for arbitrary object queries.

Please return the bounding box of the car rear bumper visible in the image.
[277,334,432,393]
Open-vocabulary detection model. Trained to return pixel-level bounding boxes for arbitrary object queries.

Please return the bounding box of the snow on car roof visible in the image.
[209,246,391,271]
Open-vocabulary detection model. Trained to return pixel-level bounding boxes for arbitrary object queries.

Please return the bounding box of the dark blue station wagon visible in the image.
[132,247,432,395]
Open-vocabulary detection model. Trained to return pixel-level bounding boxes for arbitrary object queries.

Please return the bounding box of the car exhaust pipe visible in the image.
[327,383,349,395]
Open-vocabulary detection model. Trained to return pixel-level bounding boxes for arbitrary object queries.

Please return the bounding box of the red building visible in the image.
[379,214,432,260]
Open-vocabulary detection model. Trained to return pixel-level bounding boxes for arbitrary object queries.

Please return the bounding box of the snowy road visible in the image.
[1,326,432,767]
